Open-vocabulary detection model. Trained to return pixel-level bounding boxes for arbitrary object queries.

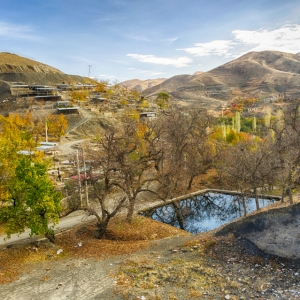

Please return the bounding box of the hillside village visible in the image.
[1,51,300,299]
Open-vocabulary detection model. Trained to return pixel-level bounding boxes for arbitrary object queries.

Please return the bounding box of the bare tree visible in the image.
[84,128,128,238]
[156,106,215,195]
[274,101,300,204]
[219,138,279,215]
[84,118,162,237]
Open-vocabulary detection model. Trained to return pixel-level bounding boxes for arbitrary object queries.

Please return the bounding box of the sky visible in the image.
[1,0,300,82]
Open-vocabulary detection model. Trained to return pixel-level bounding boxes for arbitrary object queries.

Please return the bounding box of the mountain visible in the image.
[209,51,300,91]
[0,52,63,74]
[2,51,300,112]
[120,78,166,91]
[142,51,300,109]
[0,52,89,100]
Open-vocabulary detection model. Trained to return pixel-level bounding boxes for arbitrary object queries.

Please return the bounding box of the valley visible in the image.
[1,50,300,299]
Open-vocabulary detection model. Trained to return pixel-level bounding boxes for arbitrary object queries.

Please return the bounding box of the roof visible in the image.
[57,107,79,110]
[35,95,61,98]
[17,150,35,155]
[36,145,56,151]
[140,111,156,116]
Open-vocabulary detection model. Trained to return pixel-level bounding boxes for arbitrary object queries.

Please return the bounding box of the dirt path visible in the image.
[0,256,118,300]
[1,232,300,300]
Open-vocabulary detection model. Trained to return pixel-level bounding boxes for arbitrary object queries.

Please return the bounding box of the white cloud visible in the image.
[232,24,300,53]
[178,40,234,57]
[178,24,300,59]
[127,54,192,67]
[0,21,39,41]
[164,37,178,43]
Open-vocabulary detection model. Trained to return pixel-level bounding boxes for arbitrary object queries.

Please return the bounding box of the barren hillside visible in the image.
[120,78,166,91]
[0,52,63,74]
[142,50,300,106]
[0,52,89,90]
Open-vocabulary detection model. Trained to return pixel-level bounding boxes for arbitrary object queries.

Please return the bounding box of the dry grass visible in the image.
[0,216,188,284]
[0,242,60,284]
[55,216,189,259]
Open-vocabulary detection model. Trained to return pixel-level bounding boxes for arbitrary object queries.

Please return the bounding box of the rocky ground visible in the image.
[111,231,300,300]
[1,205,300,300]
[1,230,300,300]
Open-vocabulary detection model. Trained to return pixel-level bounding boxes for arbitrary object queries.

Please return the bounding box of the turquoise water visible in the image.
[141,192,276,234]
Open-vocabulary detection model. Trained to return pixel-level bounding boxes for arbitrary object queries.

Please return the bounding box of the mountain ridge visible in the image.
[138,50,300,107]
[1,50,300,108]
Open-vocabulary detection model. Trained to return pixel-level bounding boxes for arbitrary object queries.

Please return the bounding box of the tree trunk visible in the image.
[187,175,194,191]
[288,186,294,205]
[242,194,247,216]
[281,185,286,203]
[126,198,135,223]
[255,190,260,211]
[45,230,55,243]
[173,202,185,230]
[96,216,111,239]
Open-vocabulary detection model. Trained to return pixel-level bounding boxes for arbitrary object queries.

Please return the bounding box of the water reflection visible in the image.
[142,193,276,234]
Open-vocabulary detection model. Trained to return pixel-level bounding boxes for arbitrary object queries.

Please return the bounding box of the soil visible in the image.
[1,231,300,300]
[1,203,300,300]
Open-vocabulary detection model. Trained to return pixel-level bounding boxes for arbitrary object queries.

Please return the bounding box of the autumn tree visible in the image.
[155,107,215,195]
[84,129,128,239]
[47,114,69,140]
[0,156,61,241]
[70,89,89,102]
[84,118,162,238]
[0,116,61,241]
[94,80,108,93]
[112,118,162,221]
[156,92,170,109]
[218,138,279,215]
[274,102,300,204]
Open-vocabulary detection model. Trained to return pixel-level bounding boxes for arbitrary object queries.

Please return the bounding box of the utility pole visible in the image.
[45,120,48,142]
[76,150,83,207]
[82,148,89,207]
[88,65,92,78]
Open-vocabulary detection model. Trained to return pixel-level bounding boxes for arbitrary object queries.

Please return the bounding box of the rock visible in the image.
[56,249,63,255]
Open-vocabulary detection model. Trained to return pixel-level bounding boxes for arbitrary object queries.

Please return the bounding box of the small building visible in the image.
[139,111,156,119]
[72,84,96,90]
[56,101,79,114]
[91,96,107,102]
[56,84,72,90]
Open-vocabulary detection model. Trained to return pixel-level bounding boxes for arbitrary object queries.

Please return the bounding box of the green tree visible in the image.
[0,115,62,241]
[156,92,170,109]
[0,156,61,241]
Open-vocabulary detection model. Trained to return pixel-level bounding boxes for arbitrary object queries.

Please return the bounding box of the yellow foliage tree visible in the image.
[124,108,140,122]
[94,80,108,93]
[70,89,89,102]
[47,114,69,140]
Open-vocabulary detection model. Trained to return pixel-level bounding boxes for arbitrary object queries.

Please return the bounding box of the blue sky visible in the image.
[1,0,300,82]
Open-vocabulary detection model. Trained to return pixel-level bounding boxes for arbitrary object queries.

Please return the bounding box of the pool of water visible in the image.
[141,192,277,234]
